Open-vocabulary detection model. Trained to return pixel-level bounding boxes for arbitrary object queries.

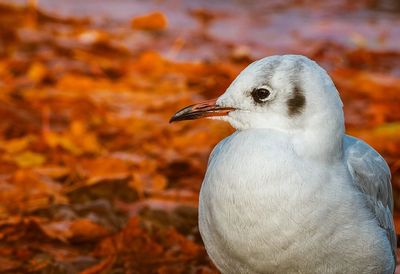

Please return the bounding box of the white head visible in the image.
[170,55,345,160]
[216,55,344,132]
[170,55,344,161]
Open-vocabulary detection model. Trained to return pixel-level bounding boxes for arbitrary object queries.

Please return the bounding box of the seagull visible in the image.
[170,55,396,274]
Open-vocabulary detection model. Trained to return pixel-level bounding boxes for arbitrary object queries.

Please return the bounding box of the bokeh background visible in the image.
[0,0,399,273]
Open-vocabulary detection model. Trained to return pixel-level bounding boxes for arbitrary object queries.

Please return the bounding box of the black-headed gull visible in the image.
[170,55,396,273]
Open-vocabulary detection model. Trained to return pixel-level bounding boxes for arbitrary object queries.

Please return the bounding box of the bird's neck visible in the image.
[292,107,345,164]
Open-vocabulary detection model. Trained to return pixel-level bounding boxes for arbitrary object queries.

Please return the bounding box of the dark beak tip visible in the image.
[169,116,177,123]
[169,106,193,123]
[169,113,193,123]
[169,110,187,123]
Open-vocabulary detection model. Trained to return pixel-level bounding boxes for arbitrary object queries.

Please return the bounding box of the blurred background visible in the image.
[0,0,399,273]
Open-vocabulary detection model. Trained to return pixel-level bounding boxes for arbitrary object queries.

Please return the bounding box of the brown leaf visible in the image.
[80,255,116,274]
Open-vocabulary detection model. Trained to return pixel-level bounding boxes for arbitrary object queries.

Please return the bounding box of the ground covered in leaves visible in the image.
[0,1,400,273]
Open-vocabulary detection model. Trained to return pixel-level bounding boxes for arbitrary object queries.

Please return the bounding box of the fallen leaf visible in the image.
[13,151,46,168]
[131,11,168,31]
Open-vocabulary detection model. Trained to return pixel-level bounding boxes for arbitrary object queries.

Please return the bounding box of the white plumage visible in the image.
[171,55,396,273]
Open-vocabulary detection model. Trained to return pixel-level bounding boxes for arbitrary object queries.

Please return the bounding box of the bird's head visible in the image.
[170,55,344,132]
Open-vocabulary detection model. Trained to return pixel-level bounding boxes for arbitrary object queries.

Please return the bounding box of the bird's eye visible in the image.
[251,88,271,103]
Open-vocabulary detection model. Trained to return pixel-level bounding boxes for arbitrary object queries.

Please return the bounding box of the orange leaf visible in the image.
[131,11,168,31]
[13,151,46,168]
[27,62,47,83]
[69,219,109,242]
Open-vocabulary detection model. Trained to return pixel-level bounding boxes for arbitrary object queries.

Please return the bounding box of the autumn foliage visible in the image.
[0,1,399,273]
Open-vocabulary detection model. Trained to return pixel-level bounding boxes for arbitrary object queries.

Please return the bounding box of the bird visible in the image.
[170,55,396,274]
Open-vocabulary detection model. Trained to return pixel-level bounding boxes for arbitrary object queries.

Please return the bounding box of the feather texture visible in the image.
[344,135,396,257]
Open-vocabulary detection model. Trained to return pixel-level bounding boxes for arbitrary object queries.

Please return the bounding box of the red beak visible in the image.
[170,98,235,123]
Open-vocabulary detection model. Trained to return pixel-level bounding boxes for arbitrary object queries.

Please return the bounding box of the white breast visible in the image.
[199,129,394,274]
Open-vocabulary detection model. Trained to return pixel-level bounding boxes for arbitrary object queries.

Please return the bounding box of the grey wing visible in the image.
[344,135,396,255]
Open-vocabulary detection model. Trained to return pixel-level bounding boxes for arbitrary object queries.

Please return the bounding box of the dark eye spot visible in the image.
[251,88,271,104]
